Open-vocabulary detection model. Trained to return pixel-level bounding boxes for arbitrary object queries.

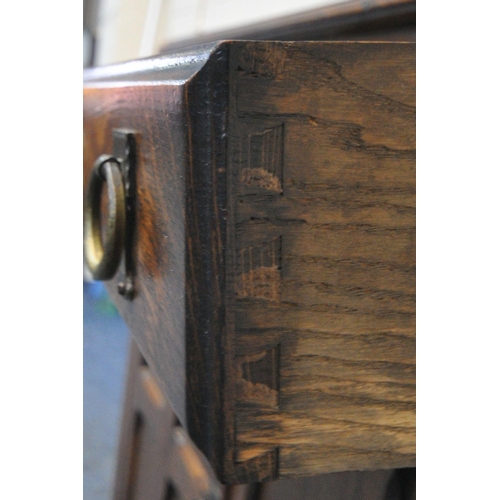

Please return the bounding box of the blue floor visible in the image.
[83,282,130,500]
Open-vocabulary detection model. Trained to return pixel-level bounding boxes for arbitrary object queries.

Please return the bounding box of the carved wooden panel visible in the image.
[112,340,223,500]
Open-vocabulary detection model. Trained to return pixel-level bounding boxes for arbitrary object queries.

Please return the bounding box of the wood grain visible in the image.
[112,340,223,500]
[183,42,229,478]
[225,41,415,480]
[113,341,414,498]
[83,43,224,431]
[84,41,415,483]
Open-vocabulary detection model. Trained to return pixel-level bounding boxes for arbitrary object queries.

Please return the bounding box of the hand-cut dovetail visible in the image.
[237,237,282,301]
[241,124,284,193]
[233,447,279,483]
[235,344,280,407]
[239,43,287,78]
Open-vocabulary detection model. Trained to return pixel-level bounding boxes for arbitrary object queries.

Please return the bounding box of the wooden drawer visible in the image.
[83,40,415,483]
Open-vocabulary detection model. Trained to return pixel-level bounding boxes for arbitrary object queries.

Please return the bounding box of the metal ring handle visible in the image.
[84,154,126,280]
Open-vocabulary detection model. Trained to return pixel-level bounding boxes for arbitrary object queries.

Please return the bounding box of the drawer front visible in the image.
[84,79,188,423]
[84,43,230,478]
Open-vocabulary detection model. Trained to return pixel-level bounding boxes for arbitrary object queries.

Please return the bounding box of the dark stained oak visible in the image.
[112,340,223,500]
[84,41,415,484]
[113,339,414,500]
[84,43,231,479]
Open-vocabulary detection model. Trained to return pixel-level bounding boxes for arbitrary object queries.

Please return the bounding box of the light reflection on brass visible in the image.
[84,154,125,280]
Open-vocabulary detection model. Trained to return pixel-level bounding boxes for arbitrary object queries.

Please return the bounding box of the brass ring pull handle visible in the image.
[84,154,126,280]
